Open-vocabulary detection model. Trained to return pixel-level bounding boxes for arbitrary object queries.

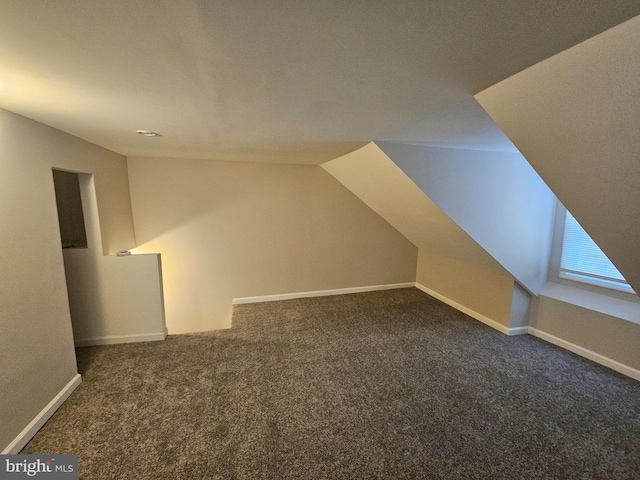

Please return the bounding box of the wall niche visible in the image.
[52,169,88,249]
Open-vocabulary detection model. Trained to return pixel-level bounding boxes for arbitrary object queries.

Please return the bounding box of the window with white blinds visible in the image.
[560,211,634,293]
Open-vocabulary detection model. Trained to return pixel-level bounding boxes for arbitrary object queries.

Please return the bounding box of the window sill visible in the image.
[540,282,640,326]
[559,271,635,294]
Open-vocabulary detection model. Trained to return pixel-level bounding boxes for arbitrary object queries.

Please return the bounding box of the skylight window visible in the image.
[560,211,634,293]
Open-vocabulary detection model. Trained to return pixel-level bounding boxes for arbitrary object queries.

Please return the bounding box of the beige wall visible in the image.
[63,174,166,346]
[476,15,640,293]
[0,109,135,451]
[532,295,640,371]
[476,16,640,377]
[322,143,507,274]
[127,156,417,333]
[378,142,556,295]
[416,250,514,328]
[65,250,167,345]
[322,143,518,328]
[521,194,640,376]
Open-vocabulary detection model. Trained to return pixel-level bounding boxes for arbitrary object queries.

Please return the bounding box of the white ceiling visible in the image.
[0,0,638,164]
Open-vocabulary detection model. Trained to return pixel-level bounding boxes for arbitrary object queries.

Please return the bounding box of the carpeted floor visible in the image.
[22,288,640,479]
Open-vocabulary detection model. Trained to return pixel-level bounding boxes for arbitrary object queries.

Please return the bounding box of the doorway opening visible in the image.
[51,168,101,366]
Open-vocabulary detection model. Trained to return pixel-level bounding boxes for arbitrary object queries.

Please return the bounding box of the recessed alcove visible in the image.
[52,169,88,249]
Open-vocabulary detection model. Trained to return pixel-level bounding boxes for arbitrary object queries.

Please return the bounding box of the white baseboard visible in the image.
[233,283,639,381]
[507,326,530,336]
[528,327,640,382]
[74,329,168,347]
[232,282,415,305]
[2,374,82,454]
[415,283,524,336]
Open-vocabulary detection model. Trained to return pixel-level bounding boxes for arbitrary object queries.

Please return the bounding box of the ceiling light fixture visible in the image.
[136,130,161,137]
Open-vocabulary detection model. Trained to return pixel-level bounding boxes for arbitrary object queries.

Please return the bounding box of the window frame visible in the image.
[559,209,635,294]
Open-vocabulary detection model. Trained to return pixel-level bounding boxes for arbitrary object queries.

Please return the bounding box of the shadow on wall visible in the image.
[53,170,167,346]
[127,157,419,334]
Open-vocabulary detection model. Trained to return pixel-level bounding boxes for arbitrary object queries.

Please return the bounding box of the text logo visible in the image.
[0,455,78,479]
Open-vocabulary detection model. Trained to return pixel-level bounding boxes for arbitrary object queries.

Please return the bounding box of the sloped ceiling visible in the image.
[0,1,639,163]
[377,142,556,295]
[476,16,640,294]
[322,142,509,277]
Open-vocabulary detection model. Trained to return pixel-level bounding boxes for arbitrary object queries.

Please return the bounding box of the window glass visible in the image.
[560,211,634,293]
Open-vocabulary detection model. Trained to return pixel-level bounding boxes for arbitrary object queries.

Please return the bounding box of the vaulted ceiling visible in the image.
[0,0,638,163]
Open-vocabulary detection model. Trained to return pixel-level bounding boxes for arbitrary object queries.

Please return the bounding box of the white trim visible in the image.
[528,327,640,382]
[540,282,640,326]
[559,271,636,294]
[507,326,530,336]
[232,283,415,305]
[232,280,637,385]
[415,283,519,335]
[74,329,168,347]
[2,374,82,454]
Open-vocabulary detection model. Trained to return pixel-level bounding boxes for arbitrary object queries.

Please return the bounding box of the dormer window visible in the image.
[560,211,634,294]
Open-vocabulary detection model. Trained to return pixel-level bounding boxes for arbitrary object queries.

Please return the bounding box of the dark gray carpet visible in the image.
[22,288,640,479]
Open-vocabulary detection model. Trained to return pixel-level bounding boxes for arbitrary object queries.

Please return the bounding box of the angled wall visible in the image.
[62,174,166,347]
[0,108,136,452]
[322,143,517,330]
[376,142,556,295]
[476,15,640,294]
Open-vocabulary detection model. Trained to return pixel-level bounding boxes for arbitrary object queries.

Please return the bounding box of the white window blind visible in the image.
[560,211,633,292]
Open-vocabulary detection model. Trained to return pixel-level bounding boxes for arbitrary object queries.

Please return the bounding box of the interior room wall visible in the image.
[476,15,640,294]
[322,142,519,330]
[510,282,532,329]
[127,156,418,334]
[526,197,640,378]
[0,109,136,452]
[377,142,556,295]
[531,292,640,373]
[62,174,166,346]
[322,143,508,275]
[416,250,514,328]
[476,16,640,378]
